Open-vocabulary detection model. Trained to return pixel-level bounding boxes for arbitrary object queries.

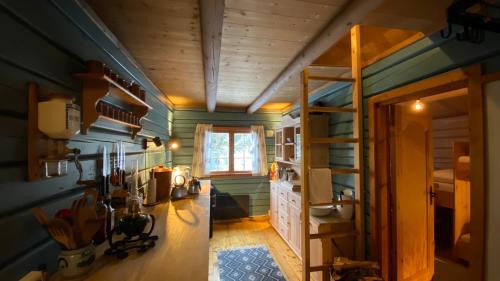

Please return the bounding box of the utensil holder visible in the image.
[57,244,95,279]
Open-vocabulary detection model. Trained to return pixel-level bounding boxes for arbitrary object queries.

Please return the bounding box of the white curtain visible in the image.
[251,125,268,176]
[192,124,213,177]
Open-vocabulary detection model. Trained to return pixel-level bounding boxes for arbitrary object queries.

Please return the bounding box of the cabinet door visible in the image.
[289,205,301,256]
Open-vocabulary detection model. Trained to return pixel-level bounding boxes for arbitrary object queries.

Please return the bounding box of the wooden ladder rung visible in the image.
[309,231,358,240]
[331,168,359,175]
[309,106,356,113]
[308,75,355,82]
[311,138,358,144]
[309,199,357,207]
[309,265,331,273]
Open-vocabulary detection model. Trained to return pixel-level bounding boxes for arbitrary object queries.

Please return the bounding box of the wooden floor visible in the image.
[209,218,302,281]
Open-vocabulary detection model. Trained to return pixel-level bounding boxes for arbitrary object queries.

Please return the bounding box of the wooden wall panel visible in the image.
[306,28,500,259]
[432,115,469,170]
[172,108,281,216]
[0,2,173,280]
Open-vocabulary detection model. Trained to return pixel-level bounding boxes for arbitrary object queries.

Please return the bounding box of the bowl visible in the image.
[310,205,333,217]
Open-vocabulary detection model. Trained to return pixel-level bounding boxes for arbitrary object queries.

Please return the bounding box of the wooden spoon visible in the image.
[72,189,99,247]
[32,207,50,225]
[47,219,77,250]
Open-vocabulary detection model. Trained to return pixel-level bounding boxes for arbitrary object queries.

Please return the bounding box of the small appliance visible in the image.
[170,175,188,200]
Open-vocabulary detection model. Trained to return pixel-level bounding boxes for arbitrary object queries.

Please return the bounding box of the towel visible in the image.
[309,168,333,204]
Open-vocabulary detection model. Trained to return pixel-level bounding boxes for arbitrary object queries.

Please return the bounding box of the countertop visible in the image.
[52,180,211,281]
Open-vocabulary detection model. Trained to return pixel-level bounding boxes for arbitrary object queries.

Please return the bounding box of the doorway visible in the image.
[368,66,486,281]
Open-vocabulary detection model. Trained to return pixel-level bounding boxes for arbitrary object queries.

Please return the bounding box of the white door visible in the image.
[393,104,434,281]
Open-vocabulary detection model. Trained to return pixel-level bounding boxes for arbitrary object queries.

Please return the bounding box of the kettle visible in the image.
[171,175,188,200]
[188,177,202,194]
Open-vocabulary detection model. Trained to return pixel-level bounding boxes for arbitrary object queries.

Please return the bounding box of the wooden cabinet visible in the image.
[274,115,329,167]
[270,182,279,228]
[269,181,355,281]
[289,204,302,255]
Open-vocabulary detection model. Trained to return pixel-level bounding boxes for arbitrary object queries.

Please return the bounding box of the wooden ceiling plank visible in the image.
[246,0,384,113]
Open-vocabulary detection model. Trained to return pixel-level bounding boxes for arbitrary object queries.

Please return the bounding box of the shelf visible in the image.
[284,143,295,146]
[277,160,300,165]
[98,115,141,129]
[75,73,152,109]
[75,69,152,139]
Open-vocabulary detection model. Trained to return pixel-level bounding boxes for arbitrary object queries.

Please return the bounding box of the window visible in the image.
[206,127,254,175]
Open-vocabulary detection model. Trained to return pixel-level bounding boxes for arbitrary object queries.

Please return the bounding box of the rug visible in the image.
[217,245,287,281]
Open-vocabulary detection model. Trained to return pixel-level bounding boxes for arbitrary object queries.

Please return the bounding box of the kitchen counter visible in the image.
[52,180,211,281]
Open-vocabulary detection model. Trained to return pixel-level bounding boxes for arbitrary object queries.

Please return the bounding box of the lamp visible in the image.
[167,138,181,151]
[142,136,163,149]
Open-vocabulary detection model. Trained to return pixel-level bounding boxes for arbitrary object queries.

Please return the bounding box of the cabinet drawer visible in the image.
[278,189,288,201]
[278,198,288,215]
[288,192,301,209]
[278,222,289,239]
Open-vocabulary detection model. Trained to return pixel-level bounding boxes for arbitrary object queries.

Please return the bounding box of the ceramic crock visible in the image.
[57,244,95,279]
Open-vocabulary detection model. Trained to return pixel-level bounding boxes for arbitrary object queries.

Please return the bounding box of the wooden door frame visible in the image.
[368,65,486,281]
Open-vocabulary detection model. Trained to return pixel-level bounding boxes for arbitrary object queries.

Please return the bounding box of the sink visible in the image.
[310,205,333,217]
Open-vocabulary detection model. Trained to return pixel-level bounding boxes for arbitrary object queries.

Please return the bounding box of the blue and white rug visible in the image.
[217,245,287,281]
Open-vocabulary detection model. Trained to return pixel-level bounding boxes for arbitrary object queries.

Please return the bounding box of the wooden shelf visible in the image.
[75,73,152,109]
[98,115,141,129]
[75,71,152,139]
[284,143,295,146]
[277,160,300,165]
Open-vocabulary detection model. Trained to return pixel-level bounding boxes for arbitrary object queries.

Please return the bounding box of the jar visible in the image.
[57,244,96,279]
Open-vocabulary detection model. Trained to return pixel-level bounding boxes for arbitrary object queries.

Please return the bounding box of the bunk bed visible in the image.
[433,141,470,261]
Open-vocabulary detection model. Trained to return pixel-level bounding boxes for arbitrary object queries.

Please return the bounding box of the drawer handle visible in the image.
[291,199,296,203]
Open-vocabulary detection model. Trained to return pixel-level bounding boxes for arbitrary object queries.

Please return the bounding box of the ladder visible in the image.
[300,25,364,281]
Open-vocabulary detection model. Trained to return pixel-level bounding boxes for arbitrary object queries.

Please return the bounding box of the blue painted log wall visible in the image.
[0,1,172,280]
[172,108,281,216]
[312,27,500,257]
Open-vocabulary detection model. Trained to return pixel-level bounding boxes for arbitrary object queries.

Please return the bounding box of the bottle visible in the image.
[93,188,108,245]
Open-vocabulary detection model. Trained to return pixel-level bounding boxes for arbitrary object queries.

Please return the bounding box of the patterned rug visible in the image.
[217,245,287,281]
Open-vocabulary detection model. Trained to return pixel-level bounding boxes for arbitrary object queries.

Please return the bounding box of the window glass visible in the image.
[234,133,254,171]
[207,132,229,172]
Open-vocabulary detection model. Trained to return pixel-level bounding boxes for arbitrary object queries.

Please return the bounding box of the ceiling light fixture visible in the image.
[414,99,424,112]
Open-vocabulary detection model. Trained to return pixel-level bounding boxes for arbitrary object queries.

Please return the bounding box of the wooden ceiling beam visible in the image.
[199,0,225,112]
[246,0,384,114]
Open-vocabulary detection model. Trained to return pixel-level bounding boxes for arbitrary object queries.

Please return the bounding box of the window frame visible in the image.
[209,126,253,177]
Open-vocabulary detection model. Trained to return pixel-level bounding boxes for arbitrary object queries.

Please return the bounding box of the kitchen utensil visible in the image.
[71,189,99,246]
[48,218,77,250]
[188,177,201,194]
[32,207,50,225]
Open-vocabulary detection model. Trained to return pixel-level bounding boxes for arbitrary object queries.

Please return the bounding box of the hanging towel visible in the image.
[309,168,333,204]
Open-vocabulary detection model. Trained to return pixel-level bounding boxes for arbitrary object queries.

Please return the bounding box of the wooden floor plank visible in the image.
[209,219,302,281]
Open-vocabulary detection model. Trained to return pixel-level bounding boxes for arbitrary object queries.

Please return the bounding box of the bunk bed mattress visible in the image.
[433,169,454,184]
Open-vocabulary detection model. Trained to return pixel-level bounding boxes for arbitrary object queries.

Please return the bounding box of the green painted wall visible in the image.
[172,108,281,216]
[0,2,172,280]
[309,27,500,258]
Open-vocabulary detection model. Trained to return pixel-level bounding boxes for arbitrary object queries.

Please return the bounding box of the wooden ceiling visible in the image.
[85,0,451,111]
[216,0,350,107]
[85,0,205,106]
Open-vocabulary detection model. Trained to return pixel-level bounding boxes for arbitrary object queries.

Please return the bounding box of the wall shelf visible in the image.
[75,71,151,139]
